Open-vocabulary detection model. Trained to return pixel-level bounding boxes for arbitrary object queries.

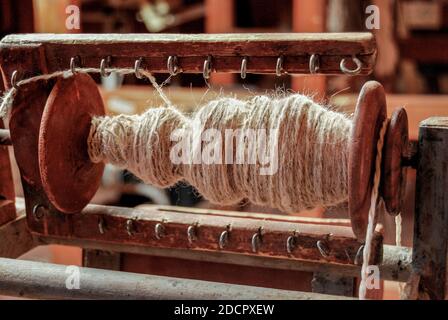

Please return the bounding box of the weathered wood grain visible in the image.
[27,203,383,266]
[412,117,448,300]
[0,33,376,75]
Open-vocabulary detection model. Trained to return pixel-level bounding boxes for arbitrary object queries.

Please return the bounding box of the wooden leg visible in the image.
[83,249,121,271]
[291,0,326,97]
[312,272,354,297]
[412,117,448,299]
[205,0,234,85]
[0,73,16,226]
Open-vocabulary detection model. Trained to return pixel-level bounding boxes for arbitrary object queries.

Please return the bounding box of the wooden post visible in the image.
[0,70,15,226]
[33,0,81,33]
[413,117,448,299]
[291,0,326,97]
[83,249,121,271]
[205,0,234,85]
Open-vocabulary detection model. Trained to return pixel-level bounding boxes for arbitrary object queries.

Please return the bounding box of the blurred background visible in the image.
[1,0,448,299]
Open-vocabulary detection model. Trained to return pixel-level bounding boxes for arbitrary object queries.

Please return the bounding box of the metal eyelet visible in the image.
[11,70,20,89]
[134,57,144,79]
[309,54,320,74]
[187,224,198,243]
[240,57,248,79]
[286,233,297,254]
[32,204,46,221]
[276,56,284,77]
[100,57,112,77]
[355,245,365,265]
[251,228,263,253]
[155,222,165,240]
[218,225,231,249]
[70,56,80,75]
[316,240,330,258]
[340,56,362,75]
[203,55,212,80]
[167,55,180,76]
[126,219,136,236]
[98,216,106,235]
[219,230,228,249]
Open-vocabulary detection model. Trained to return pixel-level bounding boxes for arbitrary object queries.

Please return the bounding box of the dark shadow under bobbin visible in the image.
[38,73,105,213]
[348,81,387,241]
[381,107,409,216]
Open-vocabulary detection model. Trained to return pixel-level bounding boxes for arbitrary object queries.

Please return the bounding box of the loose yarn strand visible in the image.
[395,213,406,298]
[0,67,172,120]
[359,119,389,300]
[395,213,402,247]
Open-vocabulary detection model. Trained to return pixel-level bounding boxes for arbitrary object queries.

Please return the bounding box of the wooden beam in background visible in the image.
[205,0,235,85]
[33,0,81,33]
[292,0,327,97]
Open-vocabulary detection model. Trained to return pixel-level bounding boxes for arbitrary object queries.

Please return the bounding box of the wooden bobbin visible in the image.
[381,107,409,216]
[38,73,105,213]
[37,76,408,241]
[348,81,387,240]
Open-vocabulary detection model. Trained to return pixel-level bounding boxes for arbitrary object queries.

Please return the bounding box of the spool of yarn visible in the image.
[88,94,352,213]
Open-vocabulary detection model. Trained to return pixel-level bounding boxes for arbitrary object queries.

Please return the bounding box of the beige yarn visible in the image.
[88,94,352,213]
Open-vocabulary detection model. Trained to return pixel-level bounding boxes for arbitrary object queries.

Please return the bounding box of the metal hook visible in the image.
[276,56,284,77]
[134,57,144,79]
[286,233,297,254]
[218,225,231,249]
[98,216,105,235]
[100,57,112,77]
[309,54,320,74]
[70,56,80,75]
[316,240,330,258]
[126,219,135,236]
[355,245,365,265]
[32,204,46,221]
[251,227,263,253]
[219,230,228,249]
[187,224,198,243]
[155,222,165,240]
[240,57,248,79]
[340,56,362,75]
[11,70,20,89]
[167,55,180,76]
[203,55,212,80]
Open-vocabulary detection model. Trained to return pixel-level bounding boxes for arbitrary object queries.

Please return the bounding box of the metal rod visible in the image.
[0,257,350,300]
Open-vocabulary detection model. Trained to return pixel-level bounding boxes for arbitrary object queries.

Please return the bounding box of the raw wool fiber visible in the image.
[88,93,353,214]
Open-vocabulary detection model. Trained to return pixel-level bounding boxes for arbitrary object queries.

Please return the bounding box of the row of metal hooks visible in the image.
[32,203,365,264]
[10,54,362,89]
[92,54,362,79]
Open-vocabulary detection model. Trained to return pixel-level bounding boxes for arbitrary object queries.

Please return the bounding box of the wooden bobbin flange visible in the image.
[381,107,409,216]
[38,73,105,213]
[348,81,387,240]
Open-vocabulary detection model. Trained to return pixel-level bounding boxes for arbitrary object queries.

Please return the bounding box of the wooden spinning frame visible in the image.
[0,32,446,300]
